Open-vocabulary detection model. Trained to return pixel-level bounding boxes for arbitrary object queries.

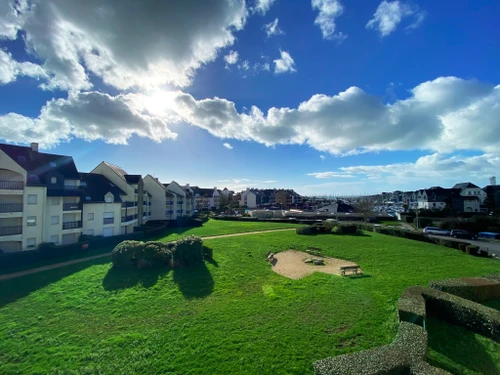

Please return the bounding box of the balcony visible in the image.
[121,215,135,222]
[0,203,23,213]
[121,202,137,208]
[62,221,82,230]
[178,201,184,205]
[166,201,174,205]
[64,185,81,190]
[103,218,114,225]
[0,181,24,190]
[63,203,81,211]
[0,226,22,236]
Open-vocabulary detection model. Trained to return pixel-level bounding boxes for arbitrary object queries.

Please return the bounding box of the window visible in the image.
[51,197,59,205]
[50,235,59,244]
[103,227,114,237]
[51,177,57,184]
[87,213,94,221]
[27,216,36,226]
[27,194,37,204]
[51,215,59,225]
[87,229,94,235]
[27,238,36,248]
[103,212,114,219]
[105,195,113,203]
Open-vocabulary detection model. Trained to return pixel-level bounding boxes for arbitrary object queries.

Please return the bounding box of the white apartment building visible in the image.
[240,188,257,208]
[164,181,193,219]
[91,162,150,235]
[453,182,487,204]
[185,186,221,210]
[0,143,84,252]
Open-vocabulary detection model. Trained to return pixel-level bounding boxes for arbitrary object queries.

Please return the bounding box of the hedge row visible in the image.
[111,236,205,269]
[429,276,500,302]
[314,321,449,375]
[398,285,500,342]
[296,223,357,236]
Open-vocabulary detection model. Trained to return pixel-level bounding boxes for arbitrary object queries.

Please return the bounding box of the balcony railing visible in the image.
[62,221,82,230]
[0,226,22,236]
[0,180,24,190]
[64,185,80,190]
[121,215,135,222]
[0,203,23,213]
[103,217,114,225]
[166,201,174,205]
[178,201,184,205]
[121,202,137,208]
[63,203,81,211]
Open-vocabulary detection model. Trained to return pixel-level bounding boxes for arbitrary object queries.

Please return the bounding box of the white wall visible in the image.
[82,202,122,236]
[22,186,46,250]
[143,176,168,221]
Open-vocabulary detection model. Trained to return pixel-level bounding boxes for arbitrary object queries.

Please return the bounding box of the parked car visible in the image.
[450,229,478,240]
[423,227,451,236]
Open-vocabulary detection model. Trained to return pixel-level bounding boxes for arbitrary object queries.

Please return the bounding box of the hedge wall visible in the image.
[429,276,500,302]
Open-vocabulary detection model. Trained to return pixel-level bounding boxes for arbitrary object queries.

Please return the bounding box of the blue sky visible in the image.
[1,0,500,196]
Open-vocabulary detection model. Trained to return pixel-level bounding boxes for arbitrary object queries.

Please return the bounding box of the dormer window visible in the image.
[105,195,113,203]
[51,177,57,184]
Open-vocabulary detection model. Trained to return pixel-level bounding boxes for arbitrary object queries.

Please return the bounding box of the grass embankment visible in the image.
[380,221,401,226]
[0,220,301,275]
[1,230,499,374]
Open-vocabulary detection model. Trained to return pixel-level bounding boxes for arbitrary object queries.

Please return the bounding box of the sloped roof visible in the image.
[453,182,480,190]
[103,161,127,179]
[125,174,141,184]
[191,187,215,196]
[0,143,80,185]
[79,172,126,203]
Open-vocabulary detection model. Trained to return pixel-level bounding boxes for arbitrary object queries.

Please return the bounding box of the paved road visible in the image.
[0,228,296,282]
[427,234,500,258]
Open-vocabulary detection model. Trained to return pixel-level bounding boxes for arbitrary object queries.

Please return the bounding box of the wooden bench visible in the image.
[306,246,323,257]
[340,265,361,276]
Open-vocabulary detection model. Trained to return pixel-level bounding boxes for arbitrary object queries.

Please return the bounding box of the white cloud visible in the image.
[366,0,427,37]
[273,50,296,74]
[0,49,47,84]
[238,60,250,70]
[217,178,278,191]
[264,18,284,37]
[320,155,326,161]
[0,91,177,147]
[0,0,26,39]
[311,0,346,41]
[12,0,247,91]
[253,0,277,15]
[308,171,354,178]
[254,62,271,72]
[224,50,239,68]
[223,142,233,149]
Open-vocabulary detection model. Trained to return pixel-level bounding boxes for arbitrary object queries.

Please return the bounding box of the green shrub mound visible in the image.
[398,286,427,327]
[334,224,358,235]
[111,236,203,269]
[296,226,314,235]
[430,277,500,302]
[314,322,449,375]
[414,217,433,228]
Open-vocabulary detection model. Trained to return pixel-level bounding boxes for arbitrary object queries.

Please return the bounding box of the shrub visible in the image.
[38,242,57,253]
[414,217,433,228]
[486,226,500,233]
[203,245,213,259]
[465,245,480,256]
[458,243,469,252]
[335,224,358,235]
[171,235,203,267]
[111,240,145,268]
[296,226,313,235]
[430,277,500,302]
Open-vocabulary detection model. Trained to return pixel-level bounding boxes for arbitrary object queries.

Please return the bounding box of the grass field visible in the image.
[380,220,401,226]
[0,220,301,275]
[1,228,499,374]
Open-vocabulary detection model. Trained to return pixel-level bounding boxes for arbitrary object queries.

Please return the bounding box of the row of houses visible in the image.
[382,179,500,213]
[0,143,228,253]
[239,188,301,209]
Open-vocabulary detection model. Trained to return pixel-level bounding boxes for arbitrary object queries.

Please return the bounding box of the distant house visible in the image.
[187,186,221,210]
[416,186,480,212]
[483,184,500,211]
[452,182,487,204]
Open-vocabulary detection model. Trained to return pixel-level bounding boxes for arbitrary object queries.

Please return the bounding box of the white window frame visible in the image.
[27,194,37,204]
[105,195,113,203]
[51,177,57,184]
[87,213,94,221]
[103,212,114,219]
[51,215,59,225]
[27,237,36,248]
[27,216,36,226]
[103,227,114,237]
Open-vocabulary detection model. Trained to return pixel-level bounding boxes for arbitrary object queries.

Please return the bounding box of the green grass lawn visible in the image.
[1,231,499,374]
[380,221,401,226]
[0,220,300,275]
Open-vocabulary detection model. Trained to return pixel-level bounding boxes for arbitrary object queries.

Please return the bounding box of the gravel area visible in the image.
[271,250,359,280]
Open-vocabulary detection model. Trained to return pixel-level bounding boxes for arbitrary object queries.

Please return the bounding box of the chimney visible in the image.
[31,142,39,152]
[490,176,497,186]
[186,183,189,187]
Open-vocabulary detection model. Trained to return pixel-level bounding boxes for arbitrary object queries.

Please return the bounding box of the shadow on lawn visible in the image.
[0,256,111,308]
[426,317,500,375]
[102,266,171,291]
[173,261,214,299]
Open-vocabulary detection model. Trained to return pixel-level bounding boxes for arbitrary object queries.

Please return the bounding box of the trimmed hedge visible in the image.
[334,224,358,235]
[314,322,449,375]
[465,245,479,256]
[111,236,203,269]
[414,217,433,228]
[430,277,500,302]
[296,226,314,235]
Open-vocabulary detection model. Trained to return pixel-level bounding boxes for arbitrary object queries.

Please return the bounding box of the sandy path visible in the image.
[271,250,359,280]
[0,228,296,281]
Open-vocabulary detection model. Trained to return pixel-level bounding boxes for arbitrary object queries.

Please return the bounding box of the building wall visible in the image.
[82,201,122,236]
[22,185,46,250]
[143,176,167,221]
[463,199,480,212]
[461,187,487,204]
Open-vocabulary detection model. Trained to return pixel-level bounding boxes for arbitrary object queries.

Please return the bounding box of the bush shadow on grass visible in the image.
[426,317,500,375]
[173,261,214,299]
[102,266,171,291]
[0,256,111,308]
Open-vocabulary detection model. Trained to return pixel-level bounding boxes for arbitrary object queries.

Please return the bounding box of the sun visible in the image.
[142,90,178,116]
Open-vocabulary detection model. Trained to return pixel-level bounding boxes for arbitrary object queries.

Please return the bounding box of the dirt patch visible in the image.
[271,250,359,280]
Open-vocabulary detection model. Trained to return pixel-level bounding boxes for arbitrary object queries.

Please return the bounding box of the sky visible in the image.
[0,0,499,196]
